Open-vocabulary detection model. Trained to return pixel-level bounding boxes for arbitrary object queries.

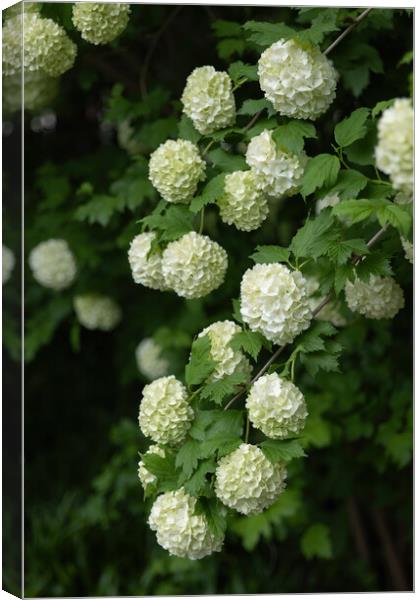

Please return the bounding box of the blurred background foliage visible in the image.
[2,3,412,596]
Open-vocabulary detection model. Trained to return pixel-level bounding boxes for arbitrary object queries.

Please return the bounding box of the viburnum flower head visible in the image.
[245,130,307,199]
[2,245,15,285]
[138,444,166,489]
[162,232,228,299]
[148,139,206,204]
[345,275,404,319]
[3,14,77,77]
[3,71,59,114]
[375,98,413,195]
[401,237,413,264]
[117,120,145,156]
[217,170,269,231]
[138,376,193,446]
[28,239,77,290]
[181,66,236,135]
[240,263,312,345]
[74,294,122,331]
[215,444,287,515]
[128,232,168,291]
[246,373,308,439]
[72,3,130,45]
[136,338,170,380]
[148,488,224,559]
[258,39,338,120]
[198,320,251,381]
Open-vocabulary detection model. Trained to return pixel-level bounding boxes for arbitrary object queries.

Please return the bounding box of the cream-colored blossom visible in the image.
[181,66,236,135]
[2,245,15,285]
[74,294,122,331]
[401,237,413,264]
[135,338,170,380]
[3,71,59,114]
[162,232,228,299]
[128,232,168,291]
[197,320,251,381]
[72,3,130,45]
[217,170,269,231]
[138,375,193,446]
[258,39,338,120]
[215,443,287,515]
[149,139,206,204]
[138,445,166,488]
[149,488,224,559]
[240,263,312,345]
[28,239,77,290]
[345,275,404,319]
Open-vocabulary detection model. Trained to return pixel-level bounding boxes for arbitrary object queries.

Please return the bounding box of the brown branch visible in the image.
[224,225,388,410]
[371,508,409,590]
[140,6,182,98]
[323,8,373,56]
[346,497,371,564]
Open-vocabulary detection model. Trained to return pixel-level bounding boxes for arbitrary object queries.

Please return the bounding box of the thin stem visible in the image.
[323,8,373,56]
[224,225,388,411]
[245,416,250,443]
[140,6,182,98]
[243,109,264,132]
[202,140,215,156]
[198,207,205,234]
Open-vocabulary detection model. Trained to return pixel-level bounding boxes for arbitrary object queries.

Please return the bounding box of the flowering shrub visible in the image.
[7,4,412,596]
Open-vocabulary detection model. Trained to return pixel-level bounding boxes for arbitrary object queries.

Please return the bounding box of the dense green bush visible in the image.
[3,3,412,595]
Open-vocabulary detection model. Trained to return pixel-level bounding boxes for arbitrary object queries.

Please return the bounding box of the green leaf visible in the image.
[196,497,227,538]
[334,263,354,294]
[295,321,337,355]
[260,439,306,463]
[301,345,341,377]
[231,329,270,361]
[228,61,258,83]
[371,98,395,119]
[333,198,412,236]
[325,169,368,200]
[243,20,295,47]
[178,114,201,143]
[334,108,370,148]
[301,523,332,559]
[272,120,317,154]
[300,154,340,198]
[183,459,216,497]
[190,174,226,214]
[238,98,276,118]
[185,335,216,387]
[295,9,339,45]
[200,371,249,405]
[141,452,179,492]
[141,204,195,242]
[189,409,244,441]
[217,38,246,60]
[250,245,291,264]
[332,199,375,223]
[355,251,392,282]
[344,121,377,166]
[289,211,335,259]
[25,296,73,362]
[75,194,125,226]
[326,238,368,266]
[212,19,243,38]
[398,50,413,67]
[207,148,247,173]
[175,439,202,478]
[232,298,243,324]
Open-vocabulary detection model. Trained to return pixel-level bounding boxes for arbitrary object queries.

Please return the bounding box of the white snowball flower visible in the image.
[28,239,77,290]
[4,2,40,19]
[3,71,59,114]
[240,263,312,345]
[72,3,130,45]
[74,294,122,331]
[117,120,144,155]
[138,445,166,489]
[149,139,206,204]
[246,373,307,439]
[128,232,169,291]
[197,320,251,381]
[258,39,338,120]
[245,129,307,199]
[135,338,170,380]
[138,375,193,446]
[181,66,236,135]
[400,237,413,264]
[217,170,269,231]
[2,245,15,285]
[316,192,340,214]
[162,232,228,299]
[375,98,413,195]
[215,443,287,515]
[345,275,404,319]
[394,191,412,205]
[149,488,224,559]
[3,13,77,77]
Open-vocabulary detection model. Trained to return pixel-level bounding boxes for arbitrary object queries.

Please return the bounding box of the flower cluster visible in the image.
[2,245,15,285]
[138,445,166,489]
[258,39,338,120]
[161,232,228,299]
[128,232,168,291]
[149,139,206,204]
[74,294,122,331]
[149,488,224,559]
[3,71,59,114]
[181,66,236,135]
[198,320,251,381]
[29,239,77,290]
[72,3,130,45]
[3,13,77,78]
[217,170,269,231]
[215,444,287,515]
[135,338,170,380]
[245,129,307,199]
[375,98,413,195]
[246,373,308,439]
[345,275,404,320]
[401,238,413,264]
[117,120,145,156]
[138,376,193,446]
[240,263,312,345]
